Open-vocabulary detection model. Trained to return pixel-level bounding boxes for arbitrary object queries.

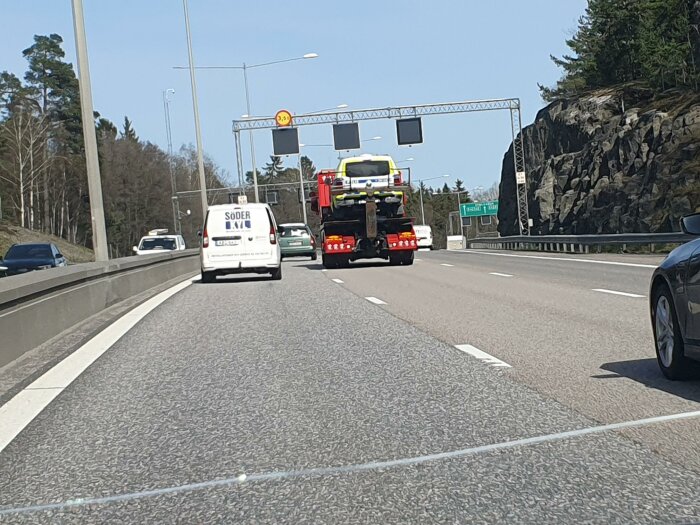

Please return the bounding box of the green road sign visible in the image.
[460,200,499,218]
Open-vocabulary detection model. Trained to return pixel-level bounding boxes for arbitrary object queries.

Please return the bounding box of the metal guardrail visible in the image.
[464,233,696,253]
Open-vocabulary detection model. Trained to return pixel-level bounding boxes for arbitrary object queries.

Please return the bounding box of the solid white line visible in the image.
[454,344,511,368]
[331,278,344,284]
[489,272,513,277]
[462,251,658,269]
[440,263,454,267]
[4,408,700,516]
[0,277,194,454]
[365,296,387,305]
[592,288,645,298]
[321,269,328,272]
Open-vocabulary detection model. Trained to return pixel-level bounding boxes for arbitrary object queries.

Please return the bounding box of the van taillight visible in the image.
[269,224,277,244]
[202,228,209,248]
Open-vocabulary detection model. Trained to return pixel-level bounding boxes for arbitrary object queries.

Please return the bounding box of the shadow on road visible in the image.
[195,275,274,285]
[596,358,700,403]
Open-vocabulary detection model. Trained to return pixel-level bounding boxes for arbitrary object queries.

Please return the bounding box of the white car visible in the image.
[413,225,433,250]
[199,199,282,282]
[133,229,186,255]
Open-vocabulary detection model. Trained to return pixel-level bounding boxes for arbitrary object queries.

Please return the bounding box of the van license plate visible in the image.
[215,240,239,246]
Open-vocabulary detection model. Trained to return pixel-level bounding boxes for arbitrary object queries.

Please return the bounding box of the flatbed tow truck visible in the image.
[310,154,418,269]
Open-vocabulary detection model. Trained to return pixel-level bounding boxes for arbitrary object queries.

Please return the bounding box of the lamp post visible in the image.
[162,89,180,233]
[174,53,319,203]
[181,0,208,218]
[416,174,450,225]
[71,0,109,261]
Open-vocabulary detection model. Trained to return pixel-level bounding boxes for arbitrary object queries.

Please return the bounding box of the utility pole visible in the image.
[182,0,208,218]
[71,0,108,261]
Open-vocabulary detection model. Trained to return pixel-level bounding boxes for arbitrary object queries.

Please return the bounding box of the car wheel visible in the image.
[201,270,215,283]
[652,285,688,380]
[270,265,282,280]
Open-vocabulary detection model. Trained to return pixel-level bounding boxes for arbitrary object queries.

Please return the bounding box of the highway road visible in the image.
[1,249,700,523]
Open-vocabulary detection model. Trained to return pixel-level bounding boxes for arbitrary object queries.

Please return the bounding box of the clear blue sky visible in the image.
[2,0,585,192]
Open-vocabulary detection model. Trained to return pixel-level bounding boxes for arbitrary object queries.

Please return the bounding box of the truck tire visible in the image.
[201,270,215,283]
[389,254,401,266]
[402,251,415,265]
[322,253,336,269]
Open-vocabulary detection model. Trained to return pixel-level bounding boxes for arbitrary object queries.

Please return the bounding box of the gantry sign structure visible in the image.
[232,98,530,235]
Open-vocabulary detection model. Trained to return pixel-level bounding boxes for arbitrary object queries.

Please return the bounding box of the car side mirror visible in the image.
[55,253,63,259]
[680,213,700,235]
[132,246,138,252]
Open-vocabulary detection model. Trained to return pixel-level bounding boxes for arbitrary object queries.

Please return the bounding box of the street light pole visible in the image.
[182,0,208,218]
[71,0,108,261]
[241,63,259,203]
[176,53,318,204]
[419,185,426,225]
[298,154,308,224]
[163,89,180,233]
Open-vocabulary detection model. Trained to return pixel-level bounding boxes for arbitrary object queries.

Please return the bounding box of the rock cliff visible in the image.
[498,86,700,235]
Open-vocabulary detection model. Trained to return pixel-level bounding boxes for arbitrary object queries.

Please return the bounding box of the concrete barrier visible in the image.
[0,250,199,368]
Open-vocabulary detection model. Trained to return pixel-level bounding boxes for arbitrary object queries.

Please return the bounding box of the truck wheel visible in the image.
[201,270,215,283]
[389,254,401,266]
[402,252,415,265]
[322,253,335,269]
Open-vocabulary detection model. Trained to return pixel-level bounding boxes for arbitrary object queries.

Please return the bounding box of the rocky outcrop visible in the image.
[498,86,700,235]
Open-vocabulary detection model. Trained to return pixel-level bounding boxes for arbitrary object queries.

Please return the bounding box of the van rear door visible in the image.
[205,206,272,263]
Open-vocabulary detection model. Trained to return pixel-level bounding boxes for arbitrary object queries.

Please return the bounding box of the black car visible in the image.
[1,243,68,276]
[649,212,700,379]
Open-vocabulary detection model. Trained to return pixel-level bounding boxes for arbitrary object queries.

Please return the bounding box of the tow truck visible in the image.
[310,154,418,269]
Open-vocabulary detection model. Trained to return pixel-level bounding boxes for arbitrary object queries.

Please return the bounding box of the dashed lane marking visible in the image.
[365,297,387,305]
[592,288,645,298]
[454,344,512,368]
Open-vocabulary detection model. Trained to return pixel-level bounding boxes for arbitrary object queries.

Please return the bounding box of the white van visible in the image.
[199,200,282,282]
[413,225,434,250]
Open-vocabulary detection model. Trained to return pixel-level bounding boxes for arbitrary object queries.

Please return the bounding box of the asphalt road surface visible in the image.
[1,249,699,523]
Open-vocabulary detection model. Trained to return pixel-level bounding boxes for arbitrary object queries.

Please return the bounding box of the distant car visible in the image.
[133,229,186,255]
[199,197,282,282]
[649,212,700,379]
[279,223,317,260]
[413,224,434,250]
[1,243,68,276]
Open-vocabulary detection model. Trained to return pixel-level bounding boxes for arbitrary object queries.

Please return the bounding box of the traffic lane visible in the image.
[1,260,608,509]
[422,249,663,297]
[7,434,700,524]
[325,255,700,469]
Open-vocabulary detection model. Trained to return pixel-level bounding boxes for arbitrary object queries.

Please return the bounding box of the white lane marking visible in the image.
[414,258,422,261]
[489,272,513,277]
[462,251,658,269]
[321,269,328,272]
[365,296,387,305]
[454,344,512,368]
[592,288,645,298]
[5,409,700,517]
[331,278,344,284]
[440,263,454,267]
[0,277,194,454]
